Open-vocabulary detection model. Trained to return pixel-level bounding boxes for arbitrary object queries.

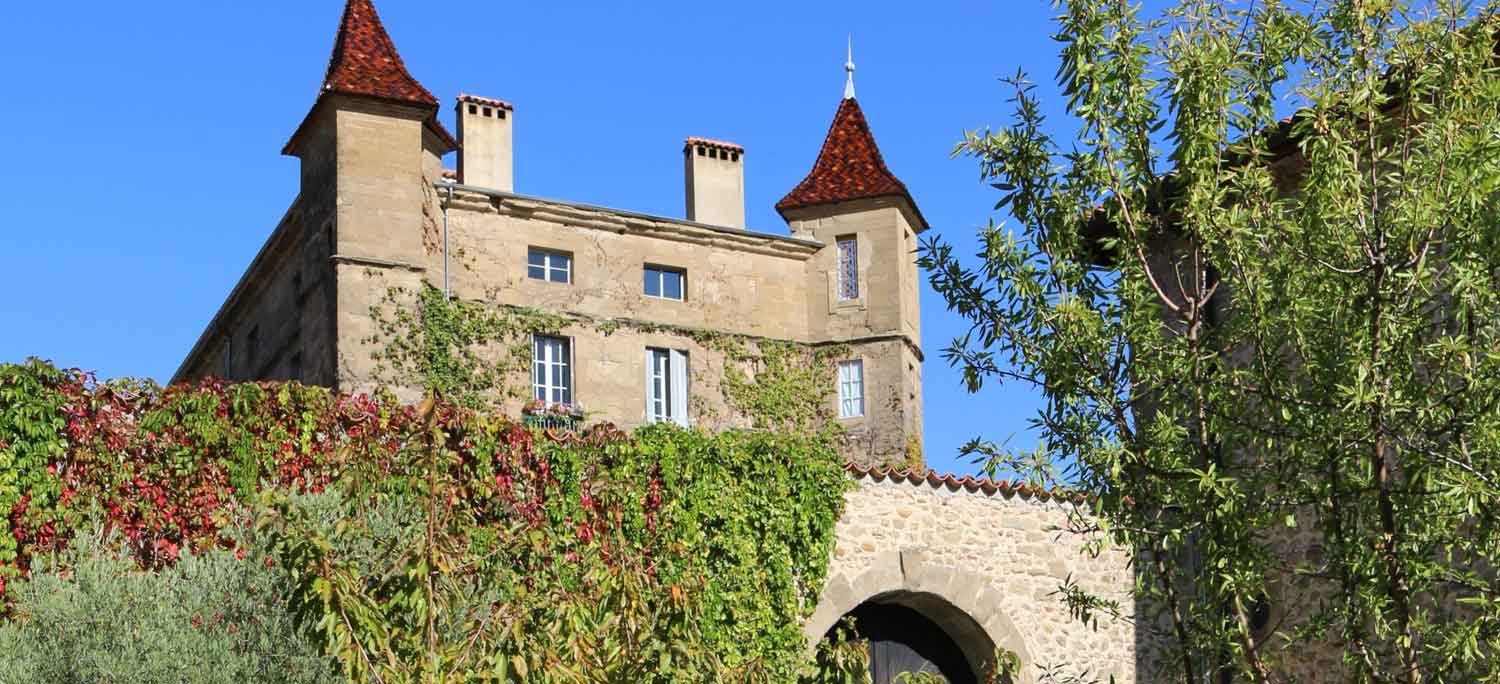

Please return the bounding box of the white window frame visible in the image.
[645,347,689,426]
[837,236,859,301]
[532,335,574,407]
[527,248,573,284]
[838,359,865,419]
[644,265,687,301]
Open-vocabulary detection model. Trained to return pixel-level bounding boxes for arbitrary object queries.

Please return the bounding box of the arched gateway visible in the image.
[809,465,1140,684]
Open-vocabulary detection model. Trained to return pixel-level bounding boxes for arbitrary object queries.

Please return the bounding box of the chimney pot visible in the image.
[684,137,746,229]
[456,94,514,191]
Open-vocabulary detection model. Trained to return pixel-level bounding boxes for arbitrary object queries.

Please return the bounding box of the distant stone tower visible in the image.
[776,53,928,464]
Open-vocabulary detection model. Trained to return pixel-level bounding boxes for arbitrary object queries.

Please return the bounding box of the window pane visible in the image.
[550,264,569,283]
[528,265,546,280]
[839,360,864,418]
[663,271,683,300]
[528,250,546,267]
[532,336,574,407]
[838,238,859,300]
[644,269,660,297]
[648,349,664,422]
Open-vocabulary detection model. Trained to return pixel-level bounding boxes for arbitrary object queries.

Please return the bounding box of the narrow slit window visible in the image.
[532,335,573,407]
[837,236,859,301]
[247,326,260,368]
[528,248,573,283]
[838,360,865,419]
[644,265,686,301]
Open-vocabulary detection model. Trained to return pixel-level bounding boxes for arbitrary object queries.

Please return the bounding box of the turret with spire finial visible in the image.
[775,42,928,463]
[775,43,925,231]
[844,36,857,100]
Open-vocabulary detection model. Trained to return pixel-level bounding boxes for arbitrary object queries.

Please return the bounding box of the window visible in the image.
[222,337,233,379]
[645,348,689,426]
[532,335,573,406]
[644,265,686,301]
[838,360,865,418]
[837,236,859,301]
[528,248,572,283]
[247,326,260,368]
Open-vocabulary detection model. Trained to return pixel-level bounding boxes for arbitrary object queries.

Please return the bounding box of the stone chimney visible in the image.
[456,94,514,191]
[684,138,745,228]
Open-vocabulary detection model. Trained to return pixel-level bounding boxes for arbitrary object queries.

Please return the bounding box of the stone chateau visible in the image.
[173,0,924,468]
[171,2,1140,682]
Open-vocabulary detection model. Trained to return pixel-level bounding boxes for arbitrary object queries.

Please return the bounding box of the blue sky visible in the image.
[0,0,1097,476]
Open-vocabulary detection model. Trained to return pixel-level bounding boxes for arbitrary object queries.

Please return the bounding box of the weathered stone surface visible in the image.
[176,95,925,467]
[815,475,1138,683]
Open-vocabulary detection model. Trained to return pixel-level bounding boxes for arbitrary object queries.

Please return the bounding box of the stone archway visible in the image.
[829,600,981,684]
[806,549,1036,684]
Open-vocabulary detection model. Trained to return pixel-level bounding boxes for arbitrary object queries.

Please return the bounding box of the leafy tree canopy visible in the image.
[921,2,1500,682]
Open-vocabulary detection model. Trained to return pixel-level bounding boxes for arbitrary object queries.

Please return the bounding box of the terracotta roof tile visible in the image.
[685,137,745,154]
[284,0,454,156]
[320,0,437,107]
[843,462,1089,504]
[457,93,514,111]
[777,98,924,229]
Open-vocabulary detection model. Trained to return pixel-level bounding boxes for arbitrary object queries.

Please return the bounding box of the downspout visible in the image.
[442,180,454,298]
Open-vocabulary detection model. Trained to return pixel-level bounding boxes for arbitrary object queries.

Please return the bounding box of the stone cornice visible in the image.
[439,183,824,260]
[331,254,426,272]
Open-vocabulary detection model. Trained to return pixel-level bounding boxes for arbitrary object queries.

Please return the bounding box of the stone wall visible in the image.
[174,195,338,387]
[811,469,1138,684]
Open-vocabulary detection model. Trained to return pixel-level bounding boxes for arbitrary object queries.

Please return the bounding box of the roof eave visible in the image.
[281,91,452,157]
[775,190,930,234]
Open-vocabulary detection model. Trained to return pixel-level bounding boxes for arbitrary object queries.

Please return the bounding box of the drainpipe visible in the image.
[442,180,454,298]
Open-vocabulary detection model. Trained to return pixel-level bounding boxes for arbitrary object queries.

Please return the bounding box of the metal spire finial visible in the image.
[843,35,856,100]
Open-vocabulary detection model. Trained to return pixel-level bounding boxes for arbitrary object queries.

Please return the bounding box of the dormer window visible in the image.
[837,236,859,301]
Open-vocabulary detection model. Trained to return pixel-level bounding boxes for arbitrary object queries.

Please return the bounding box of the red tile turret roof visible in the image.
[284,0,454,155]
[320,0,438,107]
[776,98,925,229]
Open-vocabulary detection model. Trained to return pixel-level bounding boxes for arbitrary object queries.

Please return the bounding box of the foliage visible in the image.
[0,359,850,682]
[367,283,854,450]
[714,338,849,440]
[0,521,339,684]
[367,283,572,408]
[0,359,71,594]
[922,2,1500,683]
[804,622,872,684]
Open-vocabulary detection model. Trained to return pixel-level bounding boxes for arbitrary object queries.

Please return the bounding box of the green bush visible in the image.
[0,522,339,684]
[0,359,853,683]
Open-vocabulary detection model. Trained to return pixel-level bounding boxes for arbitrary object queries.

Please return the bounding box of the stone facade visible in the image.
[169,2,1142,681]
[173,0,925,468]
[814,469,1140,683]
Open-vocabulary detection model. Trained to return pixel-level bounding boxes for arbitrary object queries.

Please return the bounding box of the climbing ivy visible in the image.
[366,284,572,408]
[715,337,847,441]
[368,283,850,441]
[0,359,851,682]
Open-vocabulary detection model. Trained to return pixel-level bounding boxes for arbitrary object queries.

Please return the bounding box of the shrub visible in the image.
[0,521,339,684]
[0,360,852,683]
